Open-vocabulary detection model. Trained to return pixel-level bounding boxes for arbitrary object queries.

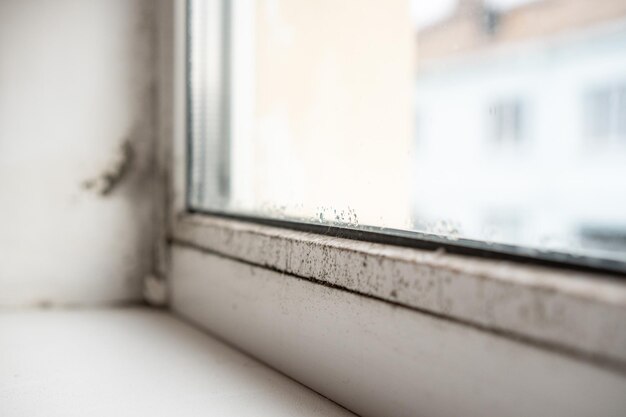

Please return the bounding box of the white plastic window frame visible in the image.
[162,2,626,416]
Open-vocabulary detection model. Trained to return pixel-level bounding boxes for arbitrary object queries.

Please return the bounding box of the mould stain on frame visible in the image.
[172,214,626,369]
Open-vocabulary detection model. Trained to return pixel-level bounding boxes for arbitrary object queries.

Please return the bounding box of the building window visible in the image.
[584,85,626,144]
[489,100,523,144]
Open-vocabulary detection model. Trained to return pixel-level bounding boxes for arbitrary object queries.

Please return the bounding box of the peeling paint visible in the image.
[82,139,135,196]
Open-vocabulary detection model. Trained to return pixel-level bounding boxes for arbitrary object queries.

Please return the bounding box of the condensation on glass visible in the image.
[187,0,626,270]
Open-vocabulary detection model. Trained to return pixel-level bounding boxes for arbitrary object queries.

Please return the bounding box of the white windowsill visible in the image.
[0,307,354,417]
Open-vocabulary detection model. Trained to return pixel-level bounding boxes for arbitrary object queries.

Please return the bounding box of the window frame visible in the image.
[162,1,626,415]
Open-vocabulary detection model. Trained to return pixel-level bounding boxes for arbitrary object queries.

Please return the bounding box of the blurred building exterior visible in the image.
[413,0,626,258]
[189,0,626,261]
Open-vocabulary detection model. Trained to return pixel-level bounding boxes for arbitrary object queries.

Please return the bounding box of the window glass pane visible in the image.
[188,0,626,270]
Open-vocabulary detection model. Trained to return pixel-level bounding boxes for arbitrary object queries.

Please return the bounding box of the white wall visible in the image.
[0,0,157,307]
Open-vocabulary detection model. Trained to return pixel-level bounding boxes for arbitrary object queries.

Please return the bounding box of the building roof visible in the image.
[417,0,626,64]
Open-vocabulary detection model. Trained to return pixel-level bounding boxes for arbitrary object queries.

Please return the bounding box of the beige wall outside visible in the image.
[242,0,414,228]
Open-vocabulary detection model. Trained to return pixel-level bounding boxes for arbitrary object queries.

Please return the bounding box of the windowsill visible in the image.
[0,307,354,417]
